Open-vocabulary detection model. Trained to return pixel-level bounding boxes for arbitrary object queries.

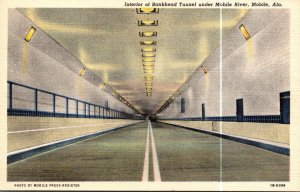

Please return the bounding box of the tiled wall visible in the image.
[158,9,289,119]
[8,9,134,114]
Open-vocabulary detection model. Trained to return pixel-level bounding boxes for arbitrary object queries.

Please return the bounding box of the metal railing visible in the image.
[159,115,281,123]
[7,81,143,120]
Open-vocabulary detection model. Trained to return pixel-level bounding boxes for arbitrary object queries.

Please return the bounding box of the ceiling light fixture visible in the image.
[140,41,157,45]
[145,74,154,78]
[137,8,159,14]
[200,65,208,74]
[239,24,250,40]
[138,20,158,26]
[143,66,154,71]
[141,47,156,52]
[99,82,106,90]
[144,70,154,74]
[78,67,86,76]
[142,53,156,57]
[143,62,155,67]
[139,31,157,37]
[143,58,155,62]
[24,26,36,42]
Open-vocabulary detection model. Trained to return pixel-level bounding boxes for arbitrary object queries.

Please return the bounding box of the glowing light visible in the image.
[79,67,86,76]
[24,26,36,42]
[138,8,159,14]
[143,58,155,62]
[139,31,157,37]
[200,65,208,74]
[142,47,156,52]
[143,53,155,57]
[138,20,158,26]
[143,62,155,67]
[99,83,106,90]
[239,24,251,40]
[141,40,156,45]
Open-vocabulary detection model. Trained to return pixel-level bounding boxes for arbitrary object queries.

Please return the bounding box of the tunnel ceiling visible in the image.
[19,8,247,114]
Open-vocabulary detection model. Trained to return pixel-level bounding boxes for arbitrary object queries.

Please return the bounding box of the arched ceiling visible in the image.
[19,8,247,114]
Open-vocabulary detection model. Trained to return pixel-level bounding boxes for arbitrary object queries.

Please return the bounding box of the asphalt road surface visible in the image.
[8,121,289,181]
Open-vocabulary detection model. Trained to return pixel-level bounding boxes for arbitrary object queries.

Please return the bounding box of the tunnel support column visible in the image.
[34,89,38,116]
[9,82,13,113]
[236,98,244,122]
[280,91,290,124]
[202,103,205,121]
[53,94,56,117]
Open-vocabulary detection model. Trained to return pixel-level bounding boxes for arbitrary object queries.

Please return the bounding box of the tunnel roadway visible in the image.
[7,121,289,181]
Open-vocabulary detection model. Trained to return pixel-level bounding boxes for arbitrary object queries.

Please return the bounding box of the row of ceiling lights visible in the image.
[24,25,140,113]
[78,66,139,113]
[156,24,251,114]
[24,11,251,115]
[137,8,159,97]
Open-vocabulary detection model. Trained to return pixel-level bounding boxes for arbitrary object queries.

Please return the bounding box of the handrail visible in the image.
[7,81,143,120]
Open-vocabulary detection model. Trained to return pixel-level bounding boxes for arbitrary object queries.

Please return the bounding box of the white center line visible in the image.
[142,121,150,182]
[149,120,161,182]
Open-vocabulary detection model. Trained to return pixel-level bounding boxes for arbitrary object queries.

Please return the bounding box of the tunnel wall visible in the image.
[157,9,289,119]
[159,120,289,145]
[7,9,134,114]
[8,116,142,152]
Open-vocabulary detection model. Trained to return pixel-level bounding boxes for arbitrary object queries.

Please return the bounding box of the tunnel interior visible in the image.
[6,7,290,183]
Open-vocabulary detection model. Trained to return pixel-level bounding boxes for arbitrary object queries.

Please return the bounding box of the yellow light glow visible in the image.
[143,62,154,66]
[143,58,155,62]
[144,70,154,74]
[22,42,28,76]
[239,24,251,40]
[99,83,106,90]
[142,47,156,52]
[145,74,154,78]
[139,20,158,26]
[144,70,154,73]
[144,71,154,74]
[24,26,36,42]
[143,53,155,57]
[200,65,208,74]
[144,68,154,72]
[141,40,156,45]
[25,9,107,37]
[79,67,86,76]
[143,65,154,70]
[140,8,155,13]
[247,38,254,61]
[139,31,157,37]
